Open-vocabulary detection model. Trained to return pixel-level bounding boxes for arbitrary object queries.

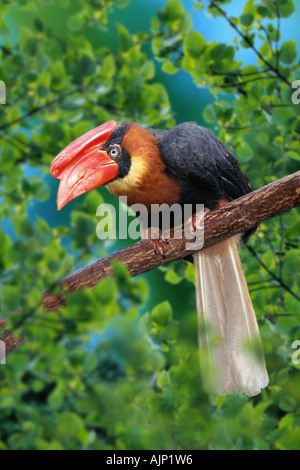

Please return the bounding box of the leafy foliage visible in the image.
[0,0,300,450]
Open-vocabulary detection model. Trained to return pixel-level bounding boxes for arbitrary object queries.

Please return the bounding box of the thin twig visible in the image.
[262,229,277,261]
[3,129,54,158]
[258,22,274,55]
[212,68,270,77]
[210,1,292,88]
[0,86,85,132]
[274,0,281,70]
[220,75,277,89]
[247,278,273,286]
[247,245,300,302]
[278,215,284,280]
[0,133,29,157]
[249,285,279,293]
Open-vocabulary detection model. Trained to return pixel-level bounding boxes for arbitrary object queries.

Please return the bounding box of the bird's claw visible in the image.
[151,239,166,259]
[146,228,169,259]
[189,208,211,236]
[160,234,169,245]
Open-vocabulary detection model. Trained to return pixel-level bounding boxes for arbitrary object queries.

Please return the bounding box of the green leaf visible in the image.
[286,151,300,161]
[279,40,297,64]
[194,3,204,11]
[35,183,50,202]
[83,191,104,214]
[151,301,172,326]
[157,370,170,389]
[256,133,269,145]
[56,412,89,447]
[142,61,155,80]
[101,54,116,79]
[67,14,84,32]
[241,13,254,27]
[162,60,179,75]
[3,285,22,310]
[50,61,67,91]
[48,385,65,410]
[259,40,271,59]
[278,0,295,18]
[70,211,95,248]
[117,23,131,52]
[238,141,254,162]
[19,27,37,55]
[11,216,33,238]
[165,269,182,284]
[257,5,269,18]
[203,104,217,123]
[184,31,206,58]
[164,0,185,20]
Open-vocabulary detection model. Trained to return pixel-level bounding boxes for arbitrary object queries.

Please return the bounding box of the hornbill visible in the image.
[50,120,269,396]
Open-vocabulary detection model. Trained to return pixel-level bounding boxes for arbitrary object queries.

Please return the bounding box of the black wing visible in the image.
[152,122,252,208]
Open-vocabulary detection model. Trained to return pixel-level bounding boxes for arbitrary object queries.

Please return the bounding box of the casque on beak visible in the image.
[50,120,118,210]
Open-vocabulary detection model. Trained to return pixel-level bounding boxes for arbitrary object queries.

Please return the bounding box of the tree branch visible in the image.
[1,170,300,354]
[209,1,292,88]
[219,75,277,89]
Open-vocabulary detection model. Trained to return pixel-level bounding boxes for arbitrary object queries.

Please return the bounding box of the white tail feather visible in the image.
[193,236,269,397]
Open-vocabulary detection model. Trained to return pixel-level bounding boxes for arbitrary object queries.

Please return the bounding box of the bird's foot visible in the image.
[144,227,169,259]
[188,207,211,237]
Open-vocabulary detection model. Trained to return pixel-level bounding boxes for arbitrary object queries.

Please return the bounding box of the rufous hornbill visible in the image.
[50,120,269,396]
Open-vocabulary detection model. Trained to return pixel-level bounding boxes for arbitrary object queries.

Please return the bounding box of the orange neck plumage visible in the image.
[106,124,181,209]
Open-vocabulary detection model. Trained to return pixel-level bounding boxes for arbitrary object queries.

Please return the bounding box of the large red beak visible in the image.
[50,120,118,210]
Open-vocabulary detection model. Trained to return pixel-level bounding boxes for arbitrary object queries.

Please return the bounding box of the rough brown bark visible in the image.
[1,170,300,354]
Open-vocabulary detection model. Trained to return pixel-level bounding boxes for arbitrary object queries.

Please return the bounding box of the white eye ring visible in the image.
[108,146,121,158]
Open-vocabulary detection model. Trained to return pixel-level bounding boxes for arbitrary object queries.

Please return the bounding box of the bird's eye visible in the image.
[108,145,121,158]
